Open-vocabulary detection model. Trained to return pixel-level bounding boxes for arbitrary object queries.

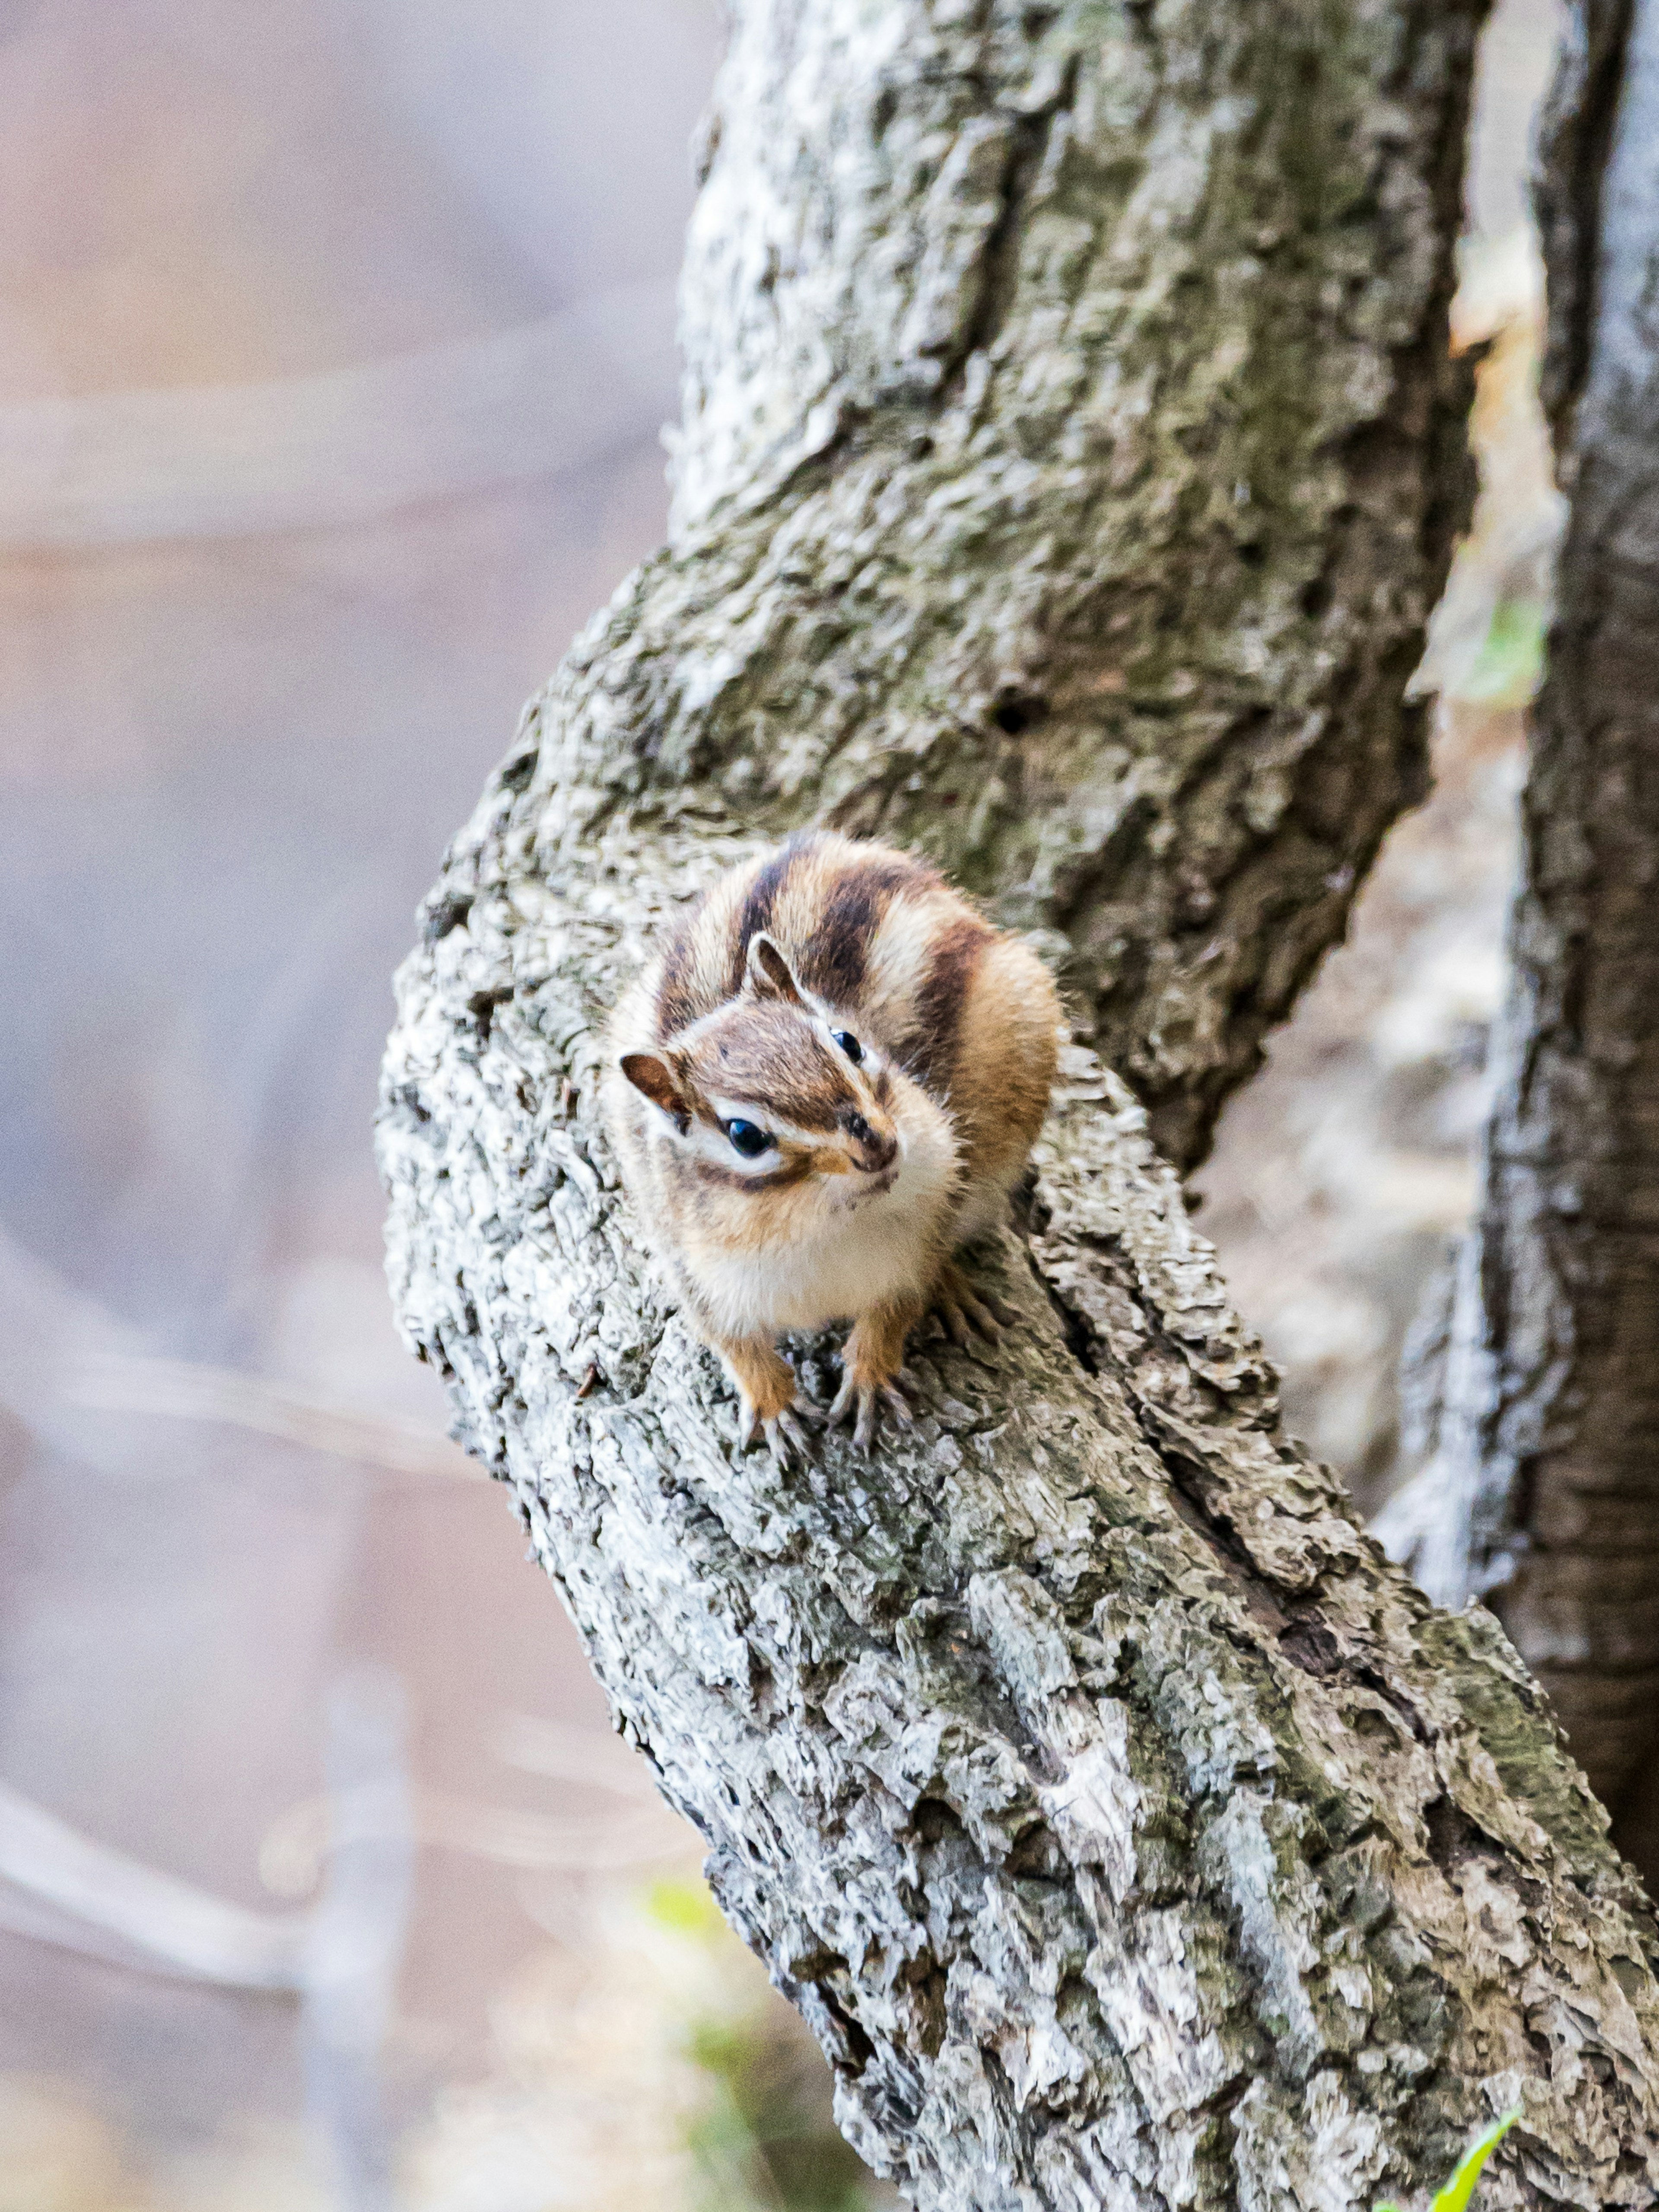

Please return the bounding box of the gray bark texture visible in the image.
[378,3,1659,2206]
[1376,0,1659,1877]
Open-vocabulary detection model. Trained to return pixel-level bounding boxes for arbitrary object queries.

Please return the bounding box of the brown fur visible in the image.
[604,832,1062,1456]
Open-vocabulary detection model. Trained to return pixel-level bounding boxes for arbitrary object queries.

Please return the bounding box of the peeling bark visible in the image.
[1377,0,1659,1880]
[380,3,1659,2205]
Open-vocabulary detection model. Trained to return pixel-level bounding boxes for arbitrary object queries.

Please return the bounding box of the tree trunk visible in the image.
[1375,0,1659,1878]
[380,3,1659,2204]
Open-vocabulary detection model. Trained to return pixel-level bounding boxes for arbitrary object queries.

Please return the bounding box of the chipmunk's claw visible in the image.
[766,1406,817,1467]
[740,1398,818,1468]
[828,1373,912,1456]
[933,1262,1015,1349]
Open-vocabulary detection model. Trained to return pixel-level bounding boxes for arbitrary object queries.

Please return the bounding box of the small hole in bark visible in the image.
[901,1961,950,2057]
[1300,574,1334,620]
[991,695,1046,736]
[1423,1792,1494,1872]
[1278,1616,1343,1676]
[912,1796,968,1845]
[423,891,473,944]
[1238,540,1267,569]
[820,1988,874,2071]
[1005,1821,1065,1877]
[467,985,513,1046]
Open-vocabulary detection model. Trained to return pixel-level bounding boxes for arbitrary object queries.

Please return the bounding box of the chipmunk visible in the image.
[603,832,1060,1459]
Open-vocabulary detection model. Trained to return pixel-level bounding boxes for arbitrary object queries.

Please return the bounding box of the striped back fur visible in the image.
[651,831,994,1102]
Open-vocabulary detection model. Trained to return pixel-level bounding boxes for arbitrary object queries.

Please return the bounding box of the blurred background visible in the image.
[0,1,1561,2207]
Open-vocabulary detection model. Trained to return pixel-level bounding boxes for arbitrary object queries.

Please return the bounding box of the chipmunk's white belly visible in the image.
[694,1140,954,1336]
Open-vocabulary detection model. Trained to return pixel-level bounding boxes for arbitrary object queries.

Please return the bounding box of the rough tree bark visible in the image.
[380,4,1659,2206]
[1376,0,1659,1878]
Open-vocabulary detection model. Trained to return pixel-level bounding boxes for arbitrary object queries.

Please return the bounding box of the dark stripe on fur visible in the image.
[802,853,926,1006]
[903,916,989,1095]
[728,838,810,997]
[694,1154,816,1192]
[654,889,709,1041]
[695,1079,840,1133]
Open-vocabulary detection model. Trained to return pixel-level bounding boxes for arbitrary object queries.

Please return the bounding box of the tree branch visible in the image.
[1380,0,1659,1878]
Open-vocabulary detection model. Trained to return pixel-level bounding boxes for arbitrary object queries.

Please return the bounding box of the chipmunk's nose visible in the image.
[842,1109,898,1175]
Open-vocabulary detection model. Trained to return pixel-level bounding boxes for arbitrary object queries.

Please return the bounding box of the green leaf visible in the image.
[642,1874,725,1937]
[1431,2111,1520,2212]
[1461,597,1546,706]
[1373,2110,1520,2212]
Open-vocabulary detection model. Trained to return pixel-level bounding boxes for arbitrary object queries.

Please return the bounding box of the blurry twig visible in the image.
[61,1350,479,1481]
[262,1784,683,1898]
[0,1779,309,1988]
[0,1679,417,2212]
[303,1670,413,2212]
[0,282,678,548]
[494,1711,659,1795]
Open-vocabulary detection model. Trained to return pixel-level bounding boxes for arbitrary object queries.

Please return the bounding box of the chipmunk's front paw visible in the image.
[739,1395,819,1469]
[720,1336,820,1469]
[827,1369,912,1456]
[830,1304,921,1455]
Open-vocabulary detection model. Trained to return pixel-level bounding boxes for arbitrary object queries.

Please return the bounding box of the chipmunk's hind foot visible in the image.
[932,1258,1016,1348]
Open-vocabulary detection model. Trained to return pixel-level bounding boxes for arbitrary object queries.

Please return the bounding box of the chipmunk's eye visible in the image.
[725,1119,774,1159]
[831,1030,863,1065]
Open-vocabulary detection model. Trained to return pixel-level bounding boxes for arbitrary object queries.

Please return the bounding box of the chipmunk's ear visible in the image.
[620,1052,691,1134]
[743,932,805,1006]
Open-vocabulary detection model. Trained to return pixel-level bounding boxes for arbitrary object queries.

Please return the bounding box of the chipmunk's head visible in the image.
[618,934,925,1218]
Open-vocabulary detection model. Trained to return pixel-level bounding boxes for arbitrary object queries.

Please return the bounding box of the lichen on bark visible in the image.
[379,2,1659,2203]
